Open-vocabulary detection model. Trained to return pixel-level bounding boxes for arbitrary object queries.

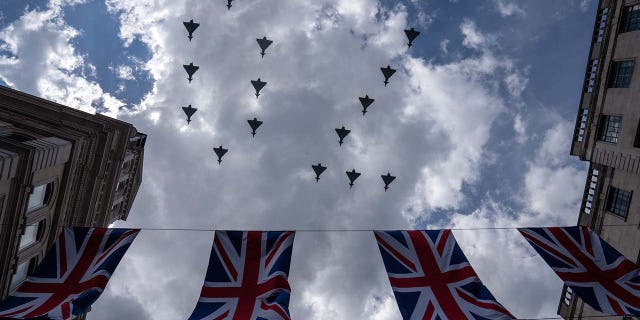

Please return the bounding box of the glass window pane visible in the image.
[19,224,38,250]
[10,261,29,289]
[27,184,48,212]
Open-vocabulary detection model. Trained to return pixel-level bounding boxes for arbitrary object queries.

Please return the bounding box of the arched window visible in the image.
[27,182,53,213]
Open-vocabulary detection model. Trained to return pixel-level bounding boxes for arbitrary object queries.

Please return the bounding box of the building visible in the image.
[0,86,146,304]
[560,0,640,318]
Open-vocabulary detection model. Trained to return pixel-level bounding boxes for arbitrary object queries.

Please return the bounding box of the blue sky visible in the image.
[0,0,596,319]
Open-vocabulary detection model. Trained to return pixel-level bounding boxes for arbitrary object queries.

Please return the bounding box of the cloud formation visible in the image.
[0,0,591,319]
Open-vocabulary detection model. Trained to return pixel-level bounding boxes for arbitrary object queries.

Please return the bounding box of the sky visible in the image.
[0,0,597,319]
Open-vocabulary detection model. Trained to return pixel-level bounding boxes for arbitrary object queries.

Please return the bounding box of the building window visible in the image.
[27,183,52,212]
[594,7,610,43]
[621,5,640,33]
[599,115,621,143]
[19,224,39,250]
[10,260,30,289]
[606,187,632,219]
[608,60,635,88]
[634,119,640,148]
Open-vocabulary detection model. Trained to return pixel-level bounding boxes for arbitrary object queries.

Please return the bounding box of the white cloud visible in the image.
[115,64,135,80]
[460,19,497,50]
[495,0,525,17]
[439,38,449,54]
[0,1,589,319]
[0,1,125,117]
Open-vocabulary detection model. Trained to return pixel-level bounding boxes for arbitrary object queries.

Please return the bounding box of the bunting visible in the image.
[374,230,515,320]
[0,227,139,320]
[188,231,295,320]
[519,226,640,316]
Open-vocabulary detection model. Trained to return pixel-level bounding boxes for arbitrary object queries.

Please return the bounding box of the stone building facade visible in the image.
[0,86,145,305]
[560,0,640,318]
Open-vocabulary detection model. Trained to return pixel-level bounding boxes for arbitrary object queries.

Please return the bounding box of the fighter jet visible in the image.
[359,95,375,115]
[381,172,396,191]
[256,37,273,58]
[247,117,263,137]
[182,105,197,124]
[404,27,420,48]
[312,163,327,182]
[213,145,228,165]
[183,62,199,83]
[183,19,200,41]
[335,126,351,146]
[381,65,396,87]
[346,169,361,188]
[251,78,267,98]
[227,0,233,10]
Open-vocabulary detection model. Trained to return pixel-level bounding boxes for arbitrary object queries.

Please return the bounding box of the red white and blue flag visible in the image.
[188,231,295,320]
[0,227,139,320]
[374,230,515,320]
[519,226,640,316]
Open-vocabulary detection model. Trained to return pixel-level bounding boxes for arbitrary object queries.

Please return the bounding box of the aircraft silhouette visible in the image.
[404,27,420,48]
[183,62,199,83]
[359,95,375,115]
[381,65,396,87]
[182,105,197,124]
[183,19,200,41]
[346,169,361,188]
[256,37,273,58]
[251,78,267,98]
[335,126,351,146]
[213,145,228,165]
[381,172,396,191]
[247,117,263,137]
[227,0,233,10]
[312,163,327,182]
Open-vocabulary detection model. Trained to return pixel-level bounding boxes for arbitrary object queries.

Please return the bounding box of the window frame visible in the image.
[598,114,622,144]
[634,118,640,148]
[608,60,635,88]
[620,4,640,33]
[606,187,632,219]
[26,182,54,213]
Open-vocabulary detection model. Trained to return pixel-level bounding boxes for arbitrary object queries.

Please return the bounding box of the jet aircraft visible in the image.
[247,118,263,137]
[312,163,327,182]
[184,62,199,83]
[381,172,396,191]
[346,169,361,188]
[251,78,267,98]
[213,145,228,165]
[256,37,273,58]
[404,27,420,48]
[335,126,351,146]
[183,19,200,41]
[359,95,375,115]
[182,105,197,124]
[381,65,396,87]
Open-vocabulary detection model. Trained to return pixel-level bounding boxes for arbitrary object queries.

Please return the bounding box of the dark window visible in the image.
[608,60,635,88]
[606,187,632,218]
[621,5,640,33]
[599,115,621,143]
[634,119,640,148]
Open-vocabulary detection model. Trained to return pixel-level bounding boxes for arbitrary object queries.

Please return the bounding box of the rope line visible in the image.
[8,223,634,232]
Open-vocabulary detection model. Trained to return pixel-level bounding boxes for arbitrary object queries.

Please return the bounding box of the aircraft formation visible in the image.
[180,8,421,191]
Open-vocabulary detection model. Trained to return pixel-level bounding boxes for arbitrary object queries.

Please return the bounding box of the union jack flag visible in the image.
[188,231,295,320]
[0,227,139,320]
[519,226,640,316]
[374,230,515,320]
